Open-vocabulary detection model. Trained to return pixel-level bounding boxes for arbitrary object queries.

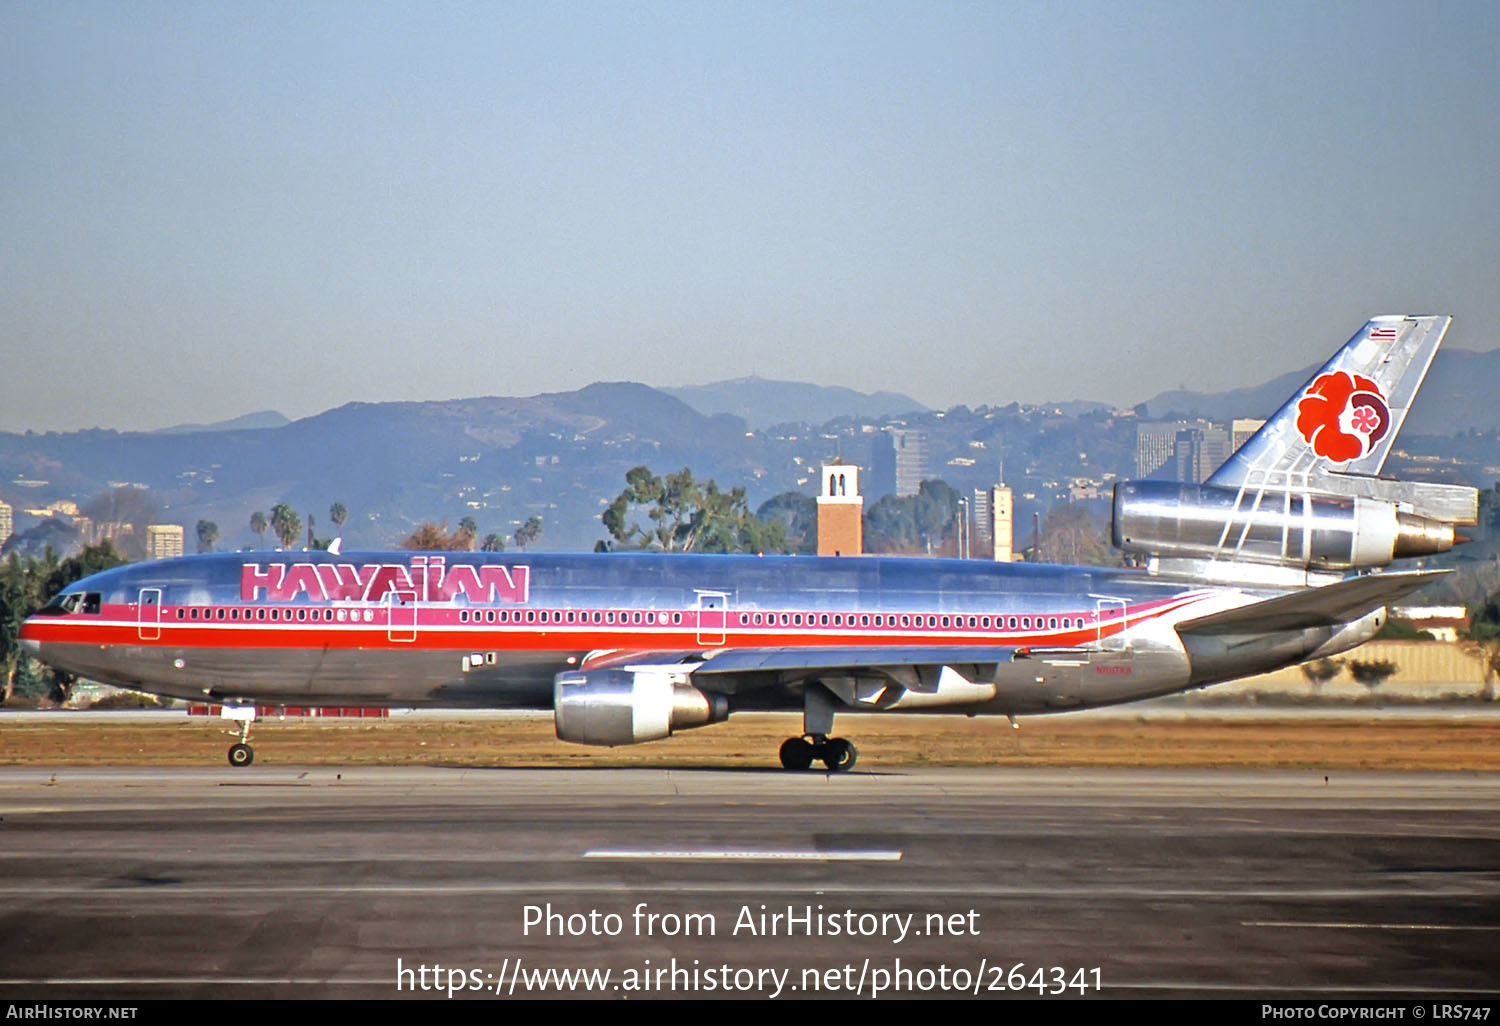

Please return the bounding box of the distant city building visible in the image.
[1139,421,1232,482]
[966,485,1014,561]
[1173,425,1232,483]
[1391,605,1470,643]
[890,429,928,497]
[0,500,11,547]
[145,524,184,560]
[1232,418,1266,451]
[989,485,1014,562]
[971,488,992,556]
[816,462,863,556]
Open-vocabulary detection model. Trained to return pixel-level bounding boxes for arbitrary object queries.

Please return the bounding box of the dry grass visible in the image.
[1,714,1498,771]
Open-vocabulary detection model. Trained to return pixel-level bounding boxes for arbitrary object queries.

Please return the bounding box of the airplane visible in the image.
[19,315,1477,770]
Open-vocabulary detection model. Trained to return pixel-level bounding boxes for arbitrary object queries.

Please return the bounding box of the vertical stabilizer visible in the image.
[1208,315,1450,489]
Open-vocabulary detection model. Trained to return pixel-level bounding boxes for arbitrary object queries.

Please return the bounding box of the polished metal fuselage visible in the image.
[21,551,1369,717]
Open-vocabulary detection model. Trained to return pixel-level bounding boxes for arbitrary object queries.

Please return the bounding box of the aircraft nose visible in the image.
[18,619,41,658]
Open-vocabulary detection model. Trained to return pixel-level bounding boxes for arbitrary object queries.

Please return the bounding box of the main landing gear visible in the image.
[778,681,857,771]
[778,735,858,772]
[222,704,257,767]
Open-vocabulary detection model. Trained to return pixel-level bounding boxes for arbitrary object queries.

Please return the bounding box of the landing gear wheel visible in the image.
[821,738,858,772]
[779,737,815,770]
[228,743,254,768]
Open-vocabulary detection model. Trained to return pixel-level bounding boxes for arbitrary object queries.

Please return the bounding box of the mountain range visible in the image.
[1,356,1495,556]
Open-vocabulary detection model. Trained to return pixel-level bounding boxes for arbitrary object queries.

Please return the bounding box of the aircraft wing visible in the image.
[1175,569,1449,635]
[692,645,1014,691]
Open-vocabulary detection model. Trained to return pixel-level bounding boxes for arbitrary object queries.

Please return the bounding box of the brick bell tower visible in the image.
[816,461,863,557]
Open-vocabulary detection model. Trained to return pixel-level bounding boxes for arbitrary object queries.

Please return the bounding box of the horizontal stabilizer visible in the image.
[1176,570,1449,635]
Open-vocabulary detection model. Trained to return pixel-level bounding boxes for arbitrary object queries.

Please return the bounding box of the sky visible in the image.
[2,1,1498,433]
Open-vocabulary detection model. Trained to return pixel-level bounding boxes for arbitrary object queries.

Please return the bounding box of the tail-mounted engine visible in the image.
[553,669,728,746]
[1112,480,1467,573]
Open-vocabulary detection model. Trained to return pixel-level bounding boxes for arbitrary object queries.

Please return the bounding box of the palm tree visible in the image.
[249,511,268,548]
[195,520,219,554]
[329,502,348,530]
[457,516,478,550]
[480,533,505,552]
[514,516,543,552]
[269,503,302,550]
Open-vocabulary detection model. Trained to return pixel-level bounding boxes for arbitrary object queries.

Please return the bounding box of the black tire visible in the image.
[778,737,814,770]
[822,738,857,772]
[228,743,254,768]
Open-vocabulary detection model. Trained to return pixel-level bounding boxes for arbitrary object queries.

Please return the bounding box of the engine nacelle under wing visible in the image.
[1112,481,1458,571]
[553,669,728,746]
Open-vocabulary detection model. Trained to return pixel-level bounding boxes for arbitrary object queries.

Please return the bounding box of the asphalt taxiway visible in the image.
[1,767,1497,999]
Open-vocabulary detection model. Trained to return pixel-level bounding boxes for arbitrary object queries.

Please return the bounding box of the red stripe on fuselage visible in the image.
[21,592,1211,653]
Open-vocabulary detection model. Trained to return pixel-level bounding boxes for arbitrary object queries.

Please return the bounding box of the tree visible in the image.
[1348,658,1398,690]
[195,520,219,554]
[599,466,787,554]
[756,492,818,554]
[401,522,472,551]
[1,542,127,705]
[457,517,478,551]
[1036,505,1114,566]
[480,533,506,552]
[1300,657,1344,691]
[863,480,960,555]
[249,511,268,548]
[329,502,348,530]
[514,516,543,552]
[269,503,302,550]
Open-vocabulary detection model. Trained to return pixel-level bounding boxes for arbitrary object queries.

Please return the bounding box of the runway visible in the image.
[1,766,1497,999]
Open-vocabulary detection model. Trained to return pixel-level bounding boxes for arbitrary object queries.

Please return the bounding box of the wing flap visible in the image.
[693,645,1014,691]
[1176,570,1449,635]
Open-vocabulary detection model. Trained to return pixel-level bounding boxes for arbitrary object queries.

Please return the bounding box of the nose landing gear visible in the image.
[222,704,257,767]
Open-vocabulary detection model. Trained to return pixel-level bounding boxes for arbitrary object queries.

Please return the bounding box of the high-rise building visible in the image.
[1232,418,1266,451]
[1135,422,1183,478]
[816,462,863,556]
[1173,425,1232,483]
[967,485,1014,561]
[971,488,992,556]
[891,429,928,497]
[146,524,184,561]
[0,500,12,548]
[989,485,1014,562]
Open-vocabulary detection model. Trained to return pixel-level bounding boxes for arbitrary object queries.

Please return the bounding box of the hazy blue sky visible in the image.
[2,1,1497,432]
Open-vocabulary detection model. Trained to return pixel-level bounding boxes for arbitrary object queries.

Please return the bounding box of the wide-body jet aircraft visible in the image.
[20,316,1476,769]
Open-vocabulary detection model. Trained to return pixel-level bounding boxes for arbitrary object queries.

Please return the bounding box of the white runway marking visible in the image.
[583,849,903,862]
[1245,919,1500,931]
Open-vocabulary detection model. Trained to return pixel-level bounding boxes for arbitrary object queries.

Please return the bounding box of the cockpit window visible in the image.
[33,592,102,616]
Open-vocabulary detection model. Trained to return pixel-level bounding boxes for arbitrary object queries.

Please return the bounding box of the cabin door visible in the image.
[387,590,418,643]
[137,588,162,641]
[1094,597,1129,650]
[696,591,729,646]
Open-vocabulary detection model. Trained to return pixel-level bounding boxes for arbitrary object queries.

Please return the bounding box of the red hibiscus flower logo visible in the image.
[1295,371,1391,464]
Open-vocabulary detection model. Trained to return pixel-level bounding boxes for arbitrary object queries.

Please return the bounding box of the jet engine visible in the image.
[1112,481,1459,571]
[553,669,728,746]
